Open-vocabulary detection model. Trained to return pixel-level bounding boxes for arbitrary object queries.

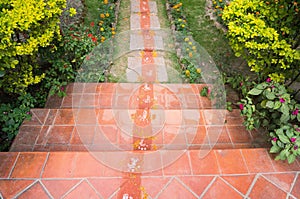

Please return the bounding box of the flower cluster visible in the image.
[96,0,116,42]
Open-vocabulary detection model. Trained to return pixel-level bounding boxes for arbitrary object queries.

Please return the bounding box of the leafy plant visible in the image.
[0,93,35,141]
[239,78,300,163]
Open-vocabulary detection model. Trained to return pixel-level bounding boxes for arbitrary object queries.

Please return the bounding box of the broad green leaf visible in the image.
[248,88,263,95]
[0,70,5,77]
[278,134,290,144]
[265,90,276,100]
[270,145,281,153]
[280,114,290,123]
[266,101,274,109]
[287,154,296,164]
[280,103,289,115]
[274,101,281,109]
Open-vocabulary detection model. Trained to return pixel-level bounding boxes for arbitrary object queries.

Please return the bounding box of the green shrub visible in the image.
[240,78,300,163]
[0,0,66,94]
[222,0,300,82]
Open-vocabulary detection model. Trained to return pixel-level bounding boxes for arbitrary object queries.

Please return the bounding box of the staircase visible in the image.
[1,0,300,198]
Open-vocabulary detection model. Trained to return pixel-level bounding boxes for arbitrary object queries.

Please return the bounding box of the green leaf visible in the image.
[265,90,276,100]
[287,154,296,164]
[274,101,281,109]
[248,88,263,95]
[280,103,289,115]
[266,101,274,109]
[0,70,5,77]
[270,145,281,153]
[280,114,290,123]
[278,134,290,144]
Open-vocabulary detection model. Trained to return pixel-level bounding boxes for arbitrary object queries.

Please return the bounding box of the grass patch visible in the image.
[181,0,247,75]
[83,0,100,26]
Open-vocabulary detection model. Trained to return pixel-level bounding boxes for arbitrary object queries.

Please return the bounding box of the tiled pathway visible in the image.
[1,0,299,198]
[0,150,300,198]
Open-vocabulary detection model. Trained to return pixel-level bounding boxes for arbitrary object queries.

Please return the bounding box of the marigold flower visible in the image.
[106,13,110,17]
[104,0,108,4]
[189,52,193,57]
[185,70,190,77]
[100,13,105,18]
[112,31,116,35]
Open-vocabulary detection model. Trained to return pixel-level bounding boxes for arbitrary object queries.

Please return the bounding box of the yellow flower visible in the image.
[100,27,104,31]
[69,8,77,17]
[197,68,201,73]
[189,52,193,57]
[100,13,105,18]
[104,0,108,4]
[186,48,190,51]
[111,27,115,31]
[112,31,116,35]
[106,13,110,17]
[188,42,193,45]
[219,0,222,2]
[178,19,182,22]
[192,46,196,50]
[185,70,190,77]
[181,24,185,28]
[184,37,189,42]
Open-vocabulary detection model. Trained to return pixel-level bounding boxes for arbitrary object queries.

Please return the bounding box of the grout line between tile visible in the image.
[198,176,217,198]
[244,173,260,198]
[288,172,298,194]
[61,178,84,199]
[85,178,104,199]
[187,150,194,176]
[174,176,199,198]
[39,152,50,178]
[154,176,174,199]
[8,152,20,179]
[260,174,290,195]
[213,150,222,174]
[39,179,54,199]
[239,149,250,174]
[12,179,38,199]
[219,176,247,198]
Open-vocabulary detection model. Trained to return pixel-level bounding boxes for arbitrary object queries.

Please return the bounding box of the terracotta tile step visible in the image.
[0,149,299,198]
[48,83,220,109]
[10,108,267,152]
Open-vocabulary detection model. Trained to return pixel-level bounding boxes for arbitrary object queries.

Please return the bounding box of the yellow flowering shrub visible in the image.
[0,0,66,94]
[222,0,300,82]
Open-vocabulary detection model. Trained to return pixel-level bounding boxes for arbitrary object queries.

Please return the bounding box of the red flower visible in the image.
[239,104,244,110]
[88,33,93,38]
[92,37,97,42]
[90,22,95,27]
[292,108,299,115]
[266,77,271,82]
[272,137,278,142]
[291,137,297,143]
[279,98,285,103]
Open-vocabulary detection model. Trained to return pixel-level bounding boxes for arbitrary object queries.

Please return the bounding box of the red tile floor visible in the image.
[1,0,299,198]
[0,149,300,198]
